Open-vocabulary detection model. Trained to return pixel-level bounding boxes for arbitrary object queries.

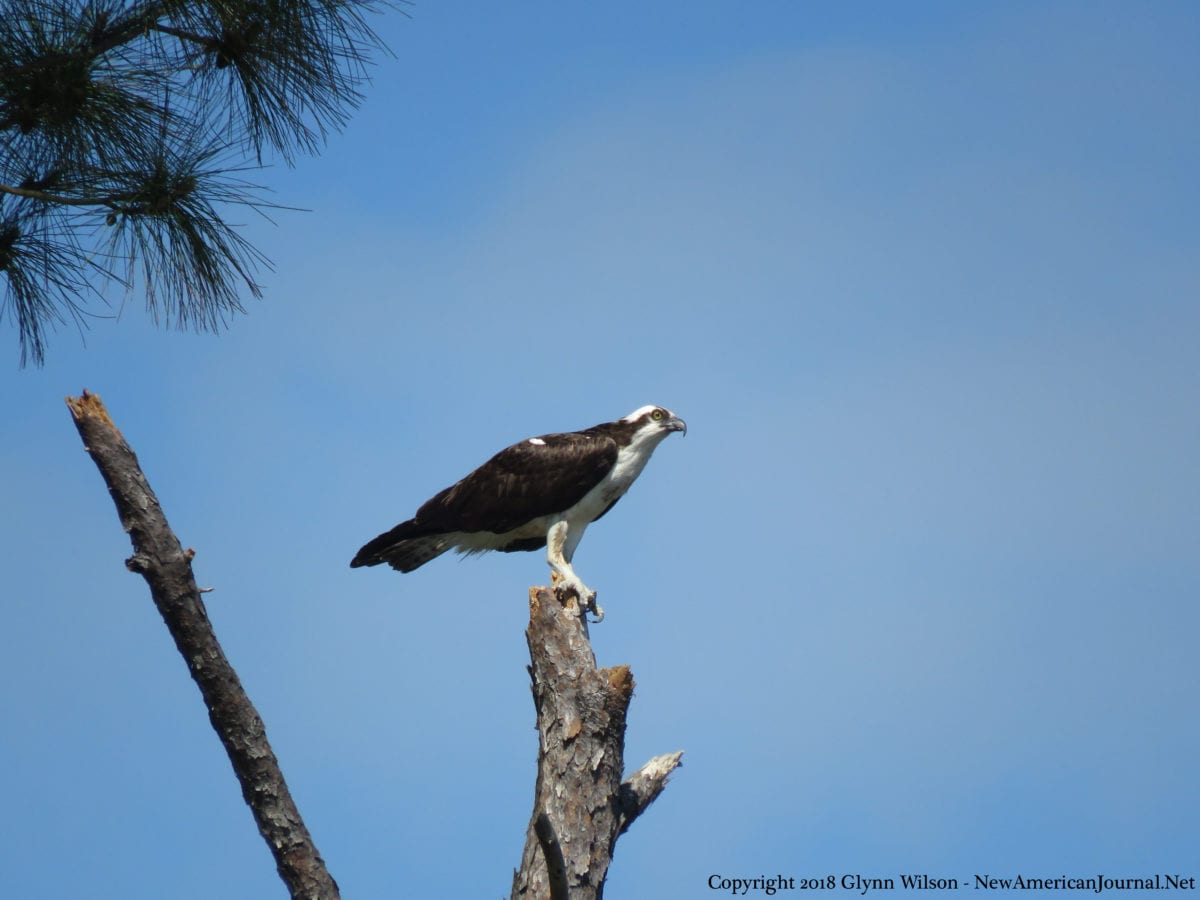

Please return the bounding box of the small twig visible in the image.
[0,183,123,208]
[149,21,217,47]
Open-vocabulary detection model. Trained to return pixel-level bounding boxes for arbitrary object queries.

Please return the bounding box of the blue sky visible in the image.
[3,2,1198,897]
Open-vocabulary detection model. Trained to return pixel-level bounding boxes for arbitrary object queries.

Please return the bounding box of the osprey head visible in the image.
[623,404,687,437]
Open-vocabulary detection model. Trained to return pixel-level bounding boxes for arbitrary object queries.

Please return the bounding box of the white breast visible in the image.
[569,428,671,523]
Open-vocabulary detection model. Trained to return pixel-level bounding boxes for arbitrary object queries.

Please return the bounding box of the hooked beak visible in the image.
[668,415,687,436]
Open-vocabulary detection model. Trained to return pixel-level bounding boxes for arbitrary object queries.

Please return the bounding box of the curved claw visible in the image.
[552,581,605,623]
[579,588,604,623]
[588,598,605,623]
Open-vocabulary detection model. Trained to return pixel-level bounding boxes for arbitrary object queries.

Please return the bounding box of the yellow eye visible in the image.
[651,409,664,420]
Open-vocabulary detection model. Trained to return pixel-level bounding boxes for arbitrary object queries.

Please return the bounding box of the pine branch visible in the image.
[0,181,124,206]
[0,0,400,365]
[0,4,172,80]
[0,201,104,366]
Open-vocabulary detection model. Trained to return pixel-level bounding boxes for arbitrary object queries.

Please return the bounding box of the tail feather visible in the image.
[350,520,452,572]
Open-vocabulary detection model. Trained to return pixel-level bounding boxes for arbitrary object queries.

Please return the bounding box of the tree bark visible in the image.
[511,587,683,899]
[66,390,339,900]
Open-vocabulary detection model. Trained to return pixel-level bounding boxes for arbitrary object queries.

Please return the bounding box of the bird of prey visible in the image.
[350,405,686,620]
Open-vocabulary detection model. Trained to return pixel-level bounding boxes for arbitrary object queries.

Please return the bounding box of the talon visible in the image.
[584,591,604,623]
[553,581,586,618]
[549,573,603,621]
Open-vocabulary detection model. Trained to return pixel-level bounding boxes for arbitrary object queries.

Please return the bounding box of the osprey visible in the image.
[350,405,686,620]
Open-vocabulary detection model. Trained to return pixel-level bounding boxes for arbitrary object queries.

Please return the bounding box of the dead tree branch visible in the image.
[65,390,338,900]
[511,587,683,899]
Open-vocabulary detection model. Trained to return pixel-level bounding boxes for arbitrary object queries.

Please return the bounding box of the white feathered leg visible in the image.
[546,519,602,621]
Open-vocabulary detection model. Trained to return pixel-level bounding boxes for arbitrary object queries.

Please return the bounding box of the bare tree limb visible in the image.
[65,389,338,900]
[511,587,683,899]
[618,751,684,837]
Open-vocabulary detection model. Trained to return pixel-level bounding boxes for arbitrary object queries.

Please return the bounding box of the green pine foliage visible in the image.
[0,0,394,365]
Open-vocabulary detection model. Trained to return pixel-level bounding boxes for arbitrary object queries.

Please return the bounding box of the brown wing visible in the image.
[415,431,619,534]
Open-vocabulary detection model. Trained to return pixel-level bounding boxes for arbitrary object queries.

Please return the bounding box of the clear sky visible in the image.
[3,2,1198,897]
